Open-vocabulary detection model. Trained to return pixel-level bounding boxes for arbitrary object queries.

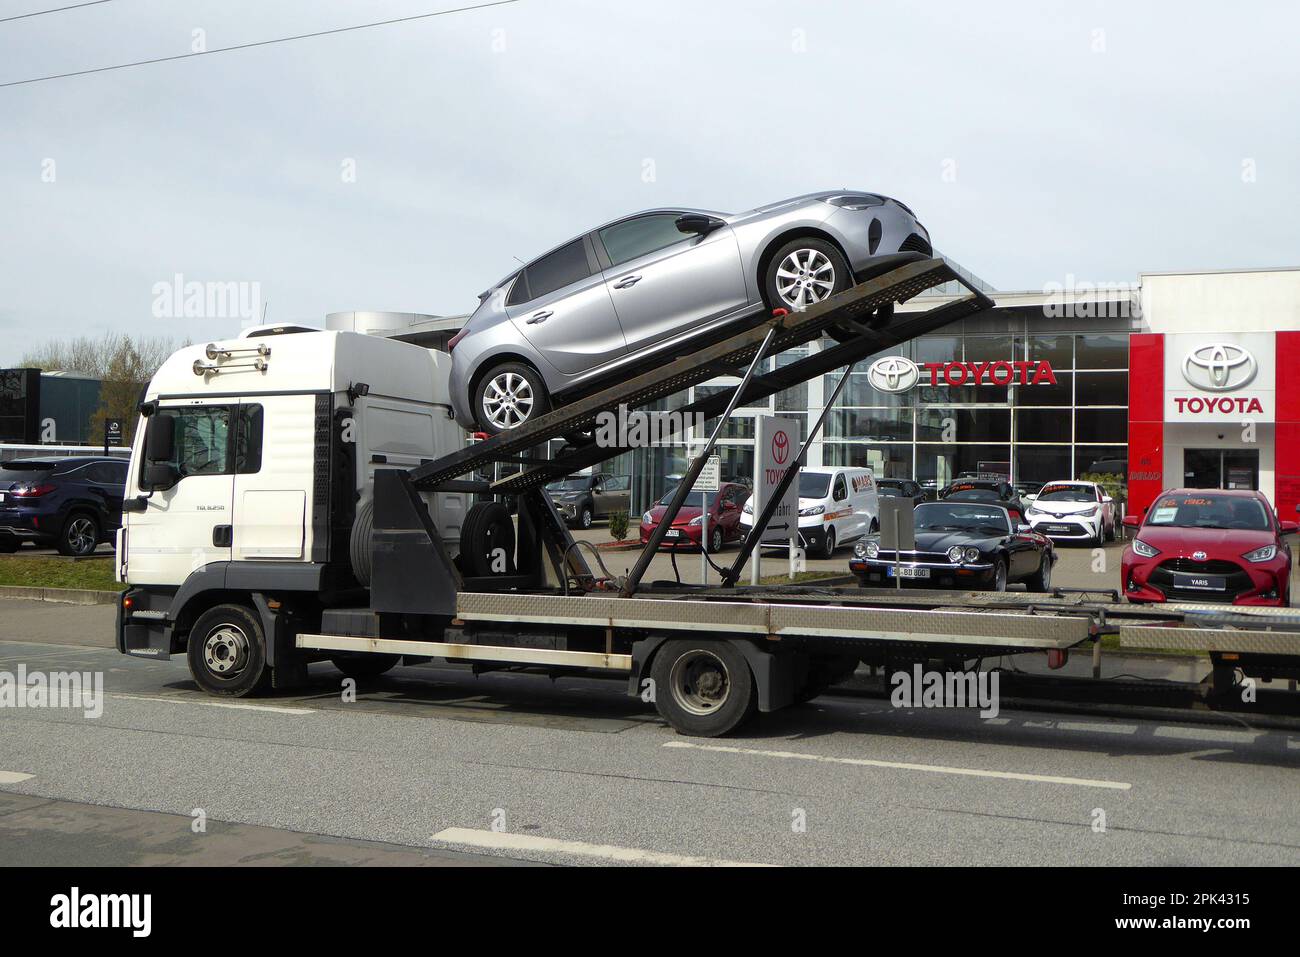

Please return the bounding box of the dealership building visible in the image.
[363,265,1300,519]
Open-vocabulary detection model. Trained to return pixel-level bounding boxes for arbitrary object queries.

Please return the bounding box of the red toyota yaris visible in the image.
[1121,489,1297,606]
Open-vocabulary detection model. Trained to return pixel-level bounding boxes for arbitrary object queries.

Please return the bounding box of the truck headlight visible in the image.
[1132,538,1159,558]
[1243,544,1277,563]
[799,504,825,516]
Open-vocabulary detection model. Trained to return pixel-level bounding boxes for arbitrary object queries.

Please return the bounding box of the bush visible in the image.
[607,510,629,542]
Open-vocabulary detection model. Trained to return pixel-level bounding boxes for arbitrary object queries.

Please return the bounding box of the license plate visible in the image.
[1175,573,1227,591]
[1043,524,1075,534]
[665,529,680,538]
[887,566,931,579]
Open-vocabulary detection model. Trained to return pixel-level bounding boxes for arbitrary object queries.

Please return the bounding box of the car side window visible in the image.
[598,214,688,267]
[516,239,592,303]
[832,475,848,502]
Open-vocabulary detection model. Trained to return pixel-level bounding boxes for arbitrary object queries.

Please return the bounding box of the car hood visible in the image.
[911,530,1005,552]
[645,505,704,525]
[1132,527,1275,554]
[1031,501,1098,516]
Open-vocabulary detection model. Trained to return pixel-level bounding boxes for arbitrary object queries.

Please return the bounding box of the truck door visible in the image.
[231,397,309,562]
[124,402,236,586]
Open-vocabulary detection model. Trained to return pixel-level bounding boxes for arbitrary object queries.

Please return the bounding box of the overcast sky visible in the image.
[1,0,1297,364]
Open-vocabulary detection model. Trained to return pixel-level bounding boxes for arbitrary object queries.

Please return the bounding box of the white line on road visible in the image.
[0,771,34,784]
[109,693,315,715]
[1153,725,1259,744]
[430,827,775,867]
[663,741,1132,791]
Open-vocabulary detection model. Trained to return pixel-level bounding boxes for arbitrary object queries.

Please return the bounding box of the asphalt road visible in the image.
[1,614,1298,866]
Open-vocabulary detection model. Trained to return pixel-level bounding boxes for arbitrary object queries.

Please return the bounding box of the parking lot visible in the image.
[1,599,1297,867]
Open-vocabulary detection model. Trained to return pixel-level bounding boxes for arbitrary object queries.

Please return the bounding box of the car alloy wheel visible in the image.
[481,370,536,430]
[775,248,836,309]
[580,506,593,529]
[65,516,97,555]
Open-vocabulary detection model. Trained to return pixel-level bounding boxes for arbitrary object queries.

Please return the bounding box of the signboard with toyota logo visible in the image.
[1163,333,1275,422]
[865,355,1056,395]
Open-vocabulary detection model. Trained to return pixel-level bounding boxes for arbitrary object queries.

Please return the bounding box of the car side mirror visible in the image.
[144,414,175,463]
[141,462,180,492]
[675,214,726,237]
[1122,515,1140,528]
[1281,520,1299,535]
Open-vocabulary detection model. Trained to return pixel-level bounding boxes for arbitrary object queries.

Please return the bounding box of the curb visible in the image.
[0,585,120,605]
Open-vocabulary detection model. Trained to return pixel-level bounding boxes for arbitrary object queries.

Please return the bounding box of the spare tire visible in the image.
[460,501,516,577]
[349,497,374,586]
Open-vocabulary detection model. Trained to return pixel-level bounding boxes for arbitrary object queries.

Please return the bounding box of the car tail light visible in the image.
[11,483,55,497]
[447,328,468,352]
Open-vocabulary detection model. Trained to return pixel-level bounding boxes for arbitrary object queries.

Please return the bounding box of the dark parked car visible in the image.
[0,456,127,556]
[938,478,1027,522]
[876,479,925,507]
[850,500,1054,592]
[545,472,632,529]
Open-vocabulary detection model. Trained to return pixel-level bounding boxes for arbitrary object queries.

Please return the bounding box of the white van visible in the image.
[741,466,879,558]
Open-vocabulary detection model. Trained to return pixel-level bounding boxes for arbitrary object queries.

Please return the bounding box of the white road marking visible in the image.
[109,693,315,715]
[1057,720,1139,735]
[663,741,1132,791]
[0,771,34,784]
[430,827,775,867]
[1153,725,1259,744]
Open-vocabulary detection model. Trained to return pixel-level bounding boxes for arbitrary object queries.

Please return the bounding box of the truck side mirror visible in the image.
[141,463,180,491]
[145,414,175,463]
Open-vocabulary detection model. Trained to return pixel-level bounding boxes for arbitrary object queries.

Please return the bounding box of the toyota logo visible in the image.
[866,356,920,394]
[1182,343,1257,392]
[1192,550,1208,561]
[771,430,790,465]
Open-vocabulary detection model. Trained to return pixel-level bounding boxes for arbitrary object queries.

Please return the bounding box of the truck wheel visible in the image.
[460,501,516,577]
[57,512,99,557]
[651,639,756,737]
[187,603,270,697]
[349,497,374,586]
[331,654,400,680]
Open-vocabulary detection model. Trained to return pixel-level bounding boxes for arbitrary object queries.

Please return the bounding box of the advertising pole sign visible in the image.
[751,416,801,584]
[695,454,721,584]
[104,418,124,454]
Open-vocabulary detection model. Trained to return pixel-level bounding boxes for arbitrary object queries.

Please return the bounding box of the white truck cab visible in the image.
[117,327,467,663]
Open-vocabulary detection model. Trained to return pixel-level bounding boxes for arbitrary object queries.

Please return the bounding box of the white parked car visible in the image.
[740,466,879,559]
[1024,480,1116,546]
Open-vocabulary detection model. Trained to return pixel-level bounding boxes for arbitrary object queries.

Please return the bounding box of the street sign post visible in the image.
[104,418,124,455]
[695,454,721,583]
[878,496,916,590]
[751,416,801,584]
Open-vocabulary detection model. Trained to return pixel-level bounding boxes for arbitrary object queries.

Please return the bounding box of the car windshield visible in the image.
[546,478,590,492]
[878,486,903,497]
[944,488,1000,503]
[799,474,832,499]
[915,503,1009,534]
[1037,485,1095,504]
[657,489,718,508]
[0,464,54,485]
[1145,494,1271,531]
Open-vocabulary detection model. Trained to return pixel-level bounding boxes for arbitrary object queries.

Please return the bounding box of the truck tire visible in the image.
[331,653,400,680]
[651,639,757,737]
[349,497,374,586]
[460,501,516,577]
[187,603,270,697]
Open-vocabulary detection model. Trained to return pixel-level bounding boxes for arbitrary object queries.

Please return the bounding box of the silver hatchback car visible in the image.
[449,190,930,432]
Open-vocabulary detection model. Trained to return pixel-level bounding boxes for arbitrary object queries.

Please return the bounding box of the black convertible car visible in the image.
[849,500,1054,592]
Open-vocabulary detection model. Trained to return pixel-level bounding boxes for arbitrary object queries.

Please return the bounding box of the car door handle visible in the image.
[613,275,642,289]
[526,310,553,324]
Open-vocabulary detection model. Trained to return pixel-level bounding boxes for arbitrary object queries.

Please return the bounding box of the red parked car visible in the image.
[639,482,750,553]
[1121,489,1297,606]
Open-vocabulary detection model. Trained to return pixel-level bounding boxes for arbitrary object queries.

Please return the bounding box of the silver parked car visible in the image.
[448,190,931,432]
